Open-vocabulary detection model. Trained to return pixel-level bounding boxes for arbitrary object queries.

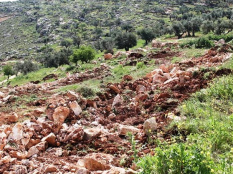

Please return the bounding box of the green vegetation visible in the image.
[137,28,155,45]
[7,67,66,86]
[138,143,215,174]
[137,74,233,173]
[14,60,39,75]
[115,32,137,51]
[70,46,96,65]
[1,0,233,172]
[180,37,214,49]
[3,65,14,79]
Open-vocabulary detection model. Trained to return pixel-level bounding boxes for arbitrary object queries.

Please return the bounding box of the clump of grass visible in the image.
[171,56,183,63]
[136,62,145,69]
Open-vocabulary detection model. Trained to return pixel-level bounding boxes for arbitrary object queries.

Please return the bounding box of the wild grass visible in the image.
[6,66,67,86]
[137,74,233,174]
[55,79,102,98]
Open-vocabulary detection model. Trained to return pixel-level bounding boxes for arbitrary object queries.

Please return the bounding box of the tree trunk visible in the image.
[125,47,129,51]
[187,31,191,37]
[192,30,195,37]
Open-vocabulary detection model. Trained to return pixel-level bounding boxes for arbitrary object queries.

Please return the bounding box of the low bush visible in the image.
[138,143,214,174]
[77,87,95,98]
[180,40,196,48]
[14,60,39,75]
[195,37,214,48]
[208,34,233,43]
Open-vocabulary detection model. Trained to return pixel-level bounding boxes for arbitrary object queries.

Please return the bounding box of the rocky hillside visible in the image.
[1,0,233,173]
[0,40,233,173]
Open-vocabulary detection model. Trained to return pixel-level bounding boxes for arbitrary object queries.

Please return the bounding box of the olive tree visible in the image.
[3,65,14,79]
[115,32,137,51]
[137,28,155,44]
[70,46,95,65]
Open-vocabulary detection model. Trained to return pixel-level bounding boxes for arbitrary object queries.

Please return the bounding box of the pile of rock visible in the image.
[0,89,143,173]
[147,64,193,87]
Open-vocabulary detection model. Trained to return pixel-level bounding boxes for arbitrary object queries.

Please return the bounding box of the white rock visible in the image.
[69,101,82,116]
[118,124,140,136]
[143,117,157,135]
[8,123,23,141]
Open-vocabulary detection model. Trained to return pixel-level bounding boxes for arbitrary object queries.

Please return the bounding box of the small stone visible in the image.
[112,94,123,108]
[8,123,23,141]
[84,128,101,140]
[76,168,90,174]
[41,133,57,146]
[53,106,70,124]
[83,153,113,171]
[143,117,157,135]
[14,165,28,174]
[27,146,39,158]
[67,90,80,100]
[109,85,121,94]
[55,148,63,157]
[167,113,186,122]
[9,151,27,160]
[52,106,70,133]
[44,165,58,173]
[118,124,140,136]
[33,108,44,117]
[6,112,18,123]
[104,53,113,60]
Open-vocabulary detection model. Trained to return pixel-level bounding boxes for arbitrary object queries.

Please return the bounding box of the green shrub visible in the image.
[70,46,96,65]
[14,60,39,75]
[208,34,233,43]
[195,37,214,48]
[77,87,95,98]
[137,143,214,174]
[113,65,131,76]
[3,65,14,79]
[180,40,196,48]
[65,65,75,72]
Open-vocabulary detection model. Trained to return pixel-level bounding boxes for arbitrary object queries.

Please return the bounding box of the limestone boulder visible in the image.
[41,133,57,146]
[52,106,70,133]
[83,128,101,140]
[69,101,82,116]
[82,153,114,171]
[118,124,140,136]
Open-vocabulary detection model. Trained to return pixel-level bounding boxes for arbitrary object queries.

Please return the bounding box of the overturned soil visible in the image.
[0,44,232,173]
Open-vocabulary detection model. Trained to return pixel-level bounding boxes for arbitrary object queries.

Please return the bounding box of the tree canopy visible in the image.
[115,32,137,51]
[70,46,96,65]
